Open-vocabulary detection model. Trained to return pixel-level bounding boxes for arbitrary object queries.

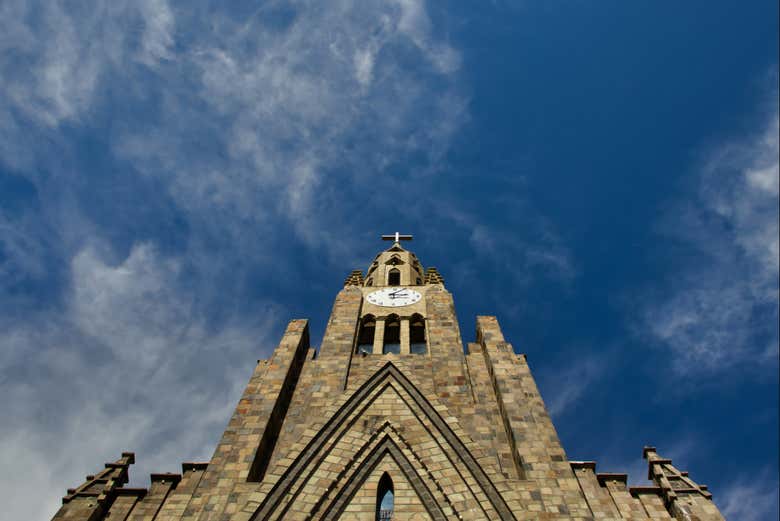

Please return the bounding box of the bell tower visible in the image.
[355,234,427,356]
[52,234,727,521]
[365,232,424,287]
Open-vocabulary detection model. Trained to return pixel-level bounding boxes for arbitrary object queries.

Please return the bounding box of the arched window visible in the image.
[366,277,373,287]
[387,268,400,286]
[383,315,401,354]
[357,315,376,355]
[376,473,394,520]
[410,314,427,355]
[415,277,422,285]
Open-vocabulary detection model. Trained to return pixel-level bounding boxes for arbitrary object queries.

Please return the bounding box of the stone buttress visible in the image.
[52,240,727,521]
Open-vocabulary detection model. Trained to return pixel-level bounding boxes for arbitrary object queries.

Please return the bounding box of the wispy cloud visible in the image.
[0,243,278,521]
[640,82,779,375]
[593,434,705,487]
[718,469,779,521]
[434,199,576,290]
[0,0,174,129]
[113,0,466,253]
[0,2,467,520]
[1,0,466,260]
[540,352,604,418]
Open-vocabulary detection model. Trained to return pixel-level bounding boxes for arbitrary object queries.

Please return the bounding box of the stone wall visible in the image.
[51,262,727,521]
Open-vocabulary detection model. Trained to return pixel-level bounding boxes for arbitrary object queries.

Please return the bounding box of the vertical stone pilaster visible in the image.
[272,284,368,483]
[107,491,145,521]
[603,475,649,519]
[475,315,591,518]
[570,463,619,518]
[633,491,675,519]
[155,463,207,521]
[373,318,385,354]
[187,319,310,520]
[319,286,363,391]
[464,343,520,479]
[400,318,410,354]
[424,285,472,423]
[127,474,180,521]
[319,286,363,359]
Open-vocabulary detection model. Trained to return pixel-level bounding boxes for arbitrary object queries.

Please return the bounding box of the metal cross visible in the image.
[381,232,413,243]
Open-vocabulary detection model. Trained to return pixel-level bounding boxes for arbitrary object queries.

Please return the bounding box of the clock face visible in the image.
[366,288,422,307]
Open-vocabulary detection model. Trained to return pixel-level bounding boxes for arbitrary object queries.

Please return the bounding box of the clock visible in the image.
[366,288,422,307]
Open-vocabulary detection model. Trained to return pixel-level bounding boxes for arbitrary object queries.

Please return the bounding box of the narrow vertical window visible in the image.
[410,314,427,355]
[357,315,376,355]
[383,315,401,354]
[388,268,401,286]
[376,473,394,520]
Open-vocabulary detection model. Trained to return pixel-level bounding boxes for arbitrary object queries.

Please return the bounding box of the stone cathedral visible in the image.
[54,235,726,521]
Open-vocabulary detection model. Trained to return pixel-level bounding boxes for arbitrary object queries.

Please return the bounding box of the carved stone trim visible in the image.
[250,362,516,521]
[320,435,448,521]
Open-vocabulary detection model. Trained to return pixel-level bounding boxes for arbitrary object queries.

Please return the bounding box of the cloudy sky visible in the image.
[0,1,777,520]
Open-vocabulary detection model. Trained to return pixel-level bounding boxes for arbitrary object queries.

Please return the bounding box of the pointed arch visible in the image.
[387,268,401,286]
[385,256,405,266]
[319,435,448,521]
[383,315,401,354]
[249,362,518,521]
[409,314,427,355]
[357,315,376,355]
[376,472,394,520]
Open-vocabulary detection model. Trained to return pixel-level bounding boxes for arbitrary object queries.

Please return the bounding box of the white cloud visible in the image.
[70,244,188,367]
[0,243,279,521]
[541,353,604,418]
[137,0,175,65]
[0,0,467,313]
[354,47,377,87]
[0,0,175,128]
[641,88,779,375]
[0,3,467,521]
[394,0,460,73]
[99,0,465,256]
[718,470,779,521]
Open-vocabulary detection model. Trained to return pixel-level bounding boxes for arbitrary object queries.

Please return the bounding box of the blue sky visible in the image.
[0,1,777,520]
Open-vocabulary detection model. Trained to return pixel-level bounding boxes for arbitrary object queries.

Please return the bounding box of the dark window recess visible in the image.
[376,473,394,520]
[410,315,426,355]
[388,268,400,286]
[357,316,376,355]
[383,315,401,354]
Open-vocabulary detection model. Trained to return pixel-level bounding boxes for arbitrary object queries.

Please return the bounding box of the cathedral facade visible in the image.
[53,237,726,520]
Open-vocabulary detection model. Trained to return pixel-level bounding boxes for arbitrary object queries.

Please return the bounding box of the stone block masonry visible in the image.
[51,241,725,521]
